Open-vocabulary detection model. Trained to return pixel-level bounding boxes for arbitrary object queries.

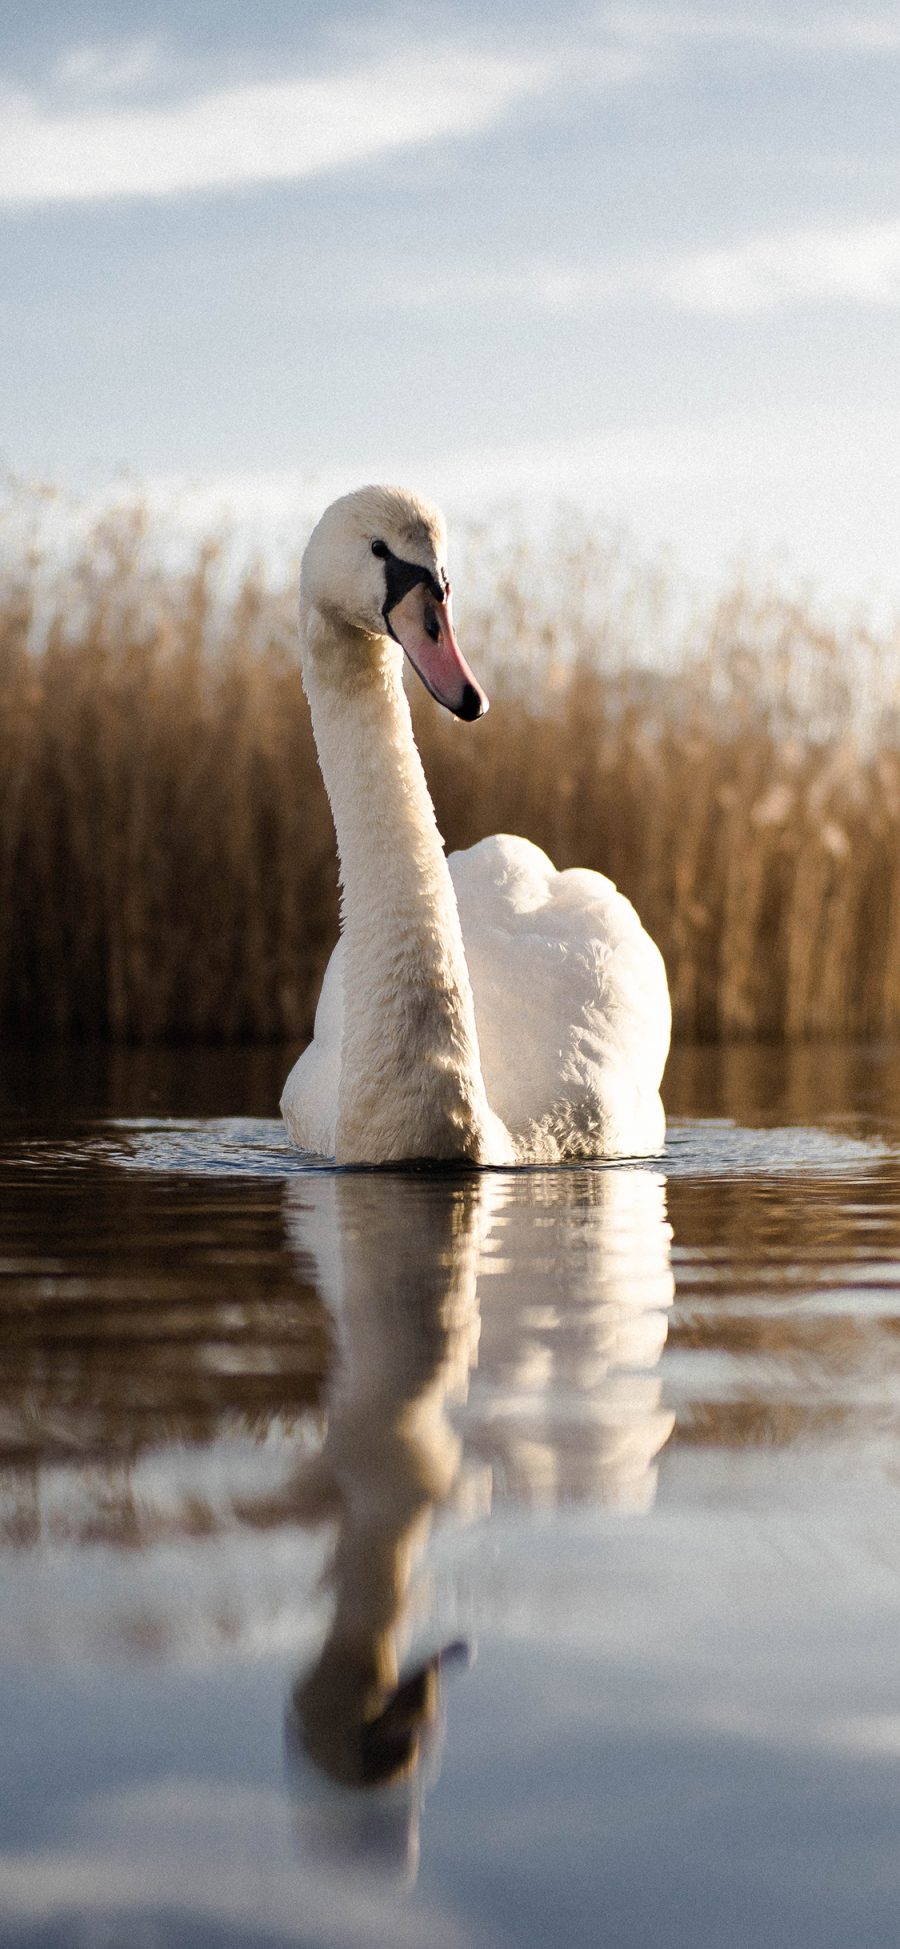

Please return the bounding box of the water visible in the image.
[4,1043,900,1947]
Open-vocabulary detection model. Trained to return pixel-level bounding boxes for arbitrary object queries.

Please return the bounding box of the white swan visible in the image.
[281,485,670,1165]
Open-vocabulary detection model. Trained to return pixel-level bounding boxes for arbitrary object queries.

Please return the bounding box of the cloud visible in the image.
[62,391,898,623]
[409,219,900,317]
[0,49,549,205]
[162,395,900,615]
[652,218,900,312]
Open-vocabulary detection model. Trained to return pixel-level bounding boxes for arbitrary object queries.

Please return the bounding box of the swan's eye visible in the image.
[371,538,389,559]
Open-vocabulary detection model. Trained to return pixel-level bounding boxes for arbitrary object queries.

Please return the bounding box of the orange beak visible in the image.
[386,582,489,721]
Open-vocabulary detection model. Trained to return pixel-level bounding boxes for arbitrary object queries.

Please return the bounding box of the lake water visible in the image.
[4,1042,900,1947]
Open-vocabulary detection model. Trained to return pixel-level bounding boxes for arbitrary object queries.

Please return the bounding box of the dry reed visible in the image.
[2,487,899,1044]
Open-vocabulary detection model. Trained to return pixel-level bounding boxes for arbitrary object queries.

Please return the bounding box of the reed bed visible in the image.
[2,488,899,1044]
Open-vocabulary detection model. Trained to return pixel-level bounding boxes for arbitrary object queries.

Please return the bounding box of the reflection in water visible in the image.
[284,1175,480,1788]
[267,1166,674,1866]
[0,1135,677,1894]
[472,1169,674,1514]
[7,1051,900,1946]
[0,1143,675,1663]
[277,1173,486,1876]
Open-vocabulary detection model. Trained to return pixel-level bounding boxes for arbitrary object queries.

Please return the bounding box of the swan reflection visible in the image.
[279,1165,674,1853]
[282,1171,484,1799]
[472,1169,675,1513]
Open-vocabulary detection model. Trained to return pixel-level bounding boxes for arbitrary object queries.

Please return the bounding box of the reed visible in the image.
[2,488,899,1044]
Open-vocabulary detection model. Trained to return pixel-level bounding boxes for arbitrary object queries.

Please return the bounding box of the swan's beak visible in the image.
[386,583,489,722]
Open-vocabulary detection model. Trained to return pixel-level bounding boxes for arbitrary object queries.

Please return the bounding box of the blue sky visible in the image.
[2,2,899,607]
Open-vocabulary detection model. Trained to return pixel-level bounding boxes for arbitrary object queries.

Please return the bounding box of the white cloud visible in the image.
[371,218,900,319]
[118,396,900,620]
[435,410,900,624]
[654,218,900,312]
[0,49,549,205]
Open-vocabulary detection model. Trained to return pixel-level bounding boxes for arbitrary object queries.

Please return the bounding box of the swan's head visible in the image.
[300,485,488,721]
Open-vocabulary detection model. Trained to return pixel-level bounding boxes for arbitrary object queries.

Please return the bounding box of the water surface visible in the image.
[3,1043,900,1947]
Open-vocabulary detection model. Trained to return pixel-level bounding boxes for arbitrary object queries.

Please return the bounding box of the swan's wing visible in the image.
[449,835,670,1158]
[280,938,344,1157]
[282,833,670,1161]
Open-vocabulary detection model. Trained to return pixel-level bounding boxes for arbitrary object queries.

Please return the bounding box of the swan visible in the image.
[280,485,670,1165]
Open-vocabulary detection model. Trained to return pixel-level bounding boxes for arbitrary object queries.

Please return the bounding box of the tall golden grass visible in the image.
[3,488,899,1043]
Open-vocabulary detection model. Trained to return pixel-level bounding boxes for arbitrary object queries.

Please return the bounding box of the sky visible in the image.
[2,1,900,611]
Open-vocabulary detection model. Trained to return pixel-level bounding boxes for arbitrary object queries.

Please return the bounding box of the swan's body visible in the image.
[281,485,670,1165]
[284,831,669,1163]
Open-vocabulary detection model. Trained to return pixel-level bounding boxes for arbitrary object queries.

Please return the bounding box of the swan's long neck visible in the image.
[302,604,505,1164]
